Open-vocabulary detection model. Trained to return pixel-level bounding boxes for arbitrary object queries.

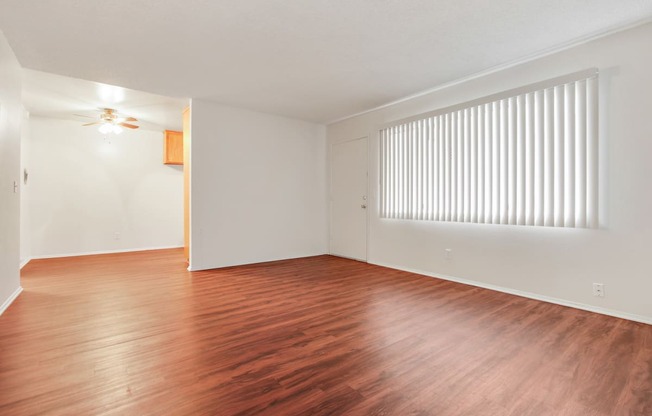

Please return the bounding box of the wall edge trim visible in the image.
[326,17,652,125]
[371,260,652,326]
[0,286,23,316]
[188,251,330,272]
[30,246,184,260]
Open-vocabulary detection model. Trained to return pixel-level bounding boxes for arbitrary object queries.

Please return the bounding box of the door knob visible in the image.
[361,204,367,209]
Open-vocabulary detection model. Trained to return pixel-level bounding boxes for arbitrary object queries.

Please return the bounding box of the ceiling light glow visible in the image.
[98,123,123,135]
[98,123,112,134]
[98,84,125,104]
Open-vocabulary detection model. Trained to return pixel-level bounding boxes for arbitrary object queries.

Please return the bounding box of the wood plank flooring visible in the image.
[0,249,650,415]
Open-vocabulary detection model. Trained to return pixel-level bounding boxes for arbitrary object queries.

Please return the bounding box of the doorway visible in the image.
[330,136,368,261]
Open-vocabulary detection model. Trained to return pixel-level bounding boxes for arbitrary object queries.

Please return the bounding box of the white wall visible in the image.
[0,30,22,313]
[328,23,652,322]
[27,116,183,258]
[190,99,328,270]
[20,110,30,267]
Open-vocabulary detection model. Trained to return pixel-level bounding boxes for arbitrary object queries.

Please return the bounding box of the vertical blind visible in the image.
[379,69,598,228]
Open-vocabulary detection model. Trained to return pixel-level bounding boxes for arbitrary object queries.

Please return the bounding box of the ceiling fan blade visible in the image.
[82,122,102,126]
[115,117,138,123]
[119,122,139,129]
[74,114,96,119]
[115,114,138,120]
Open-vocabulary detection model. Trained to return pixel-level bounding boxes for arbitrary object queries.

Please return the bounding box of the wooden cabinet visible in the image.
[163,130,183,165]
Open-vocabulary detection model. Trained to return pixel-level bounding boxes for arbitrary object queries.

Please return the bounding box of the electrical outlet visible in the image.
[592,283,604,297]
[444,249,452,262]
[114,232,121,240]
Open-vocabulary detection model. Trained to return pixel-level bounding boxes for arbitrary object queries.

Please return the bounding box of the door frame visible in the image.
[329,135,369,262]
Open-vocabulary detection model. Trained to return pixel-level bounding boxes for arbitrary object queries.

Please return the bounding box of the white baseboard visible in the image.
[188,252,329,272]
[371,260,652,326]
[0,286,23,316]
[29,245,184,260]
[19,258,30,269]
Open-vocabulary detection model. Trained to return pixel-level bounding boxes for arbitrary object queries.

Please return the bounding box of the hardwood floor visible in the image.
[0,249,650,415]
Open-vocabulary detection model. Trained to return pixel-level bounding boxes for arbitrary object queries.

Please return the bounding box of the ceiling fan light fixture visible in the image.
[82,108,139,133]
[98,123,112,134]
[98,123,123,135]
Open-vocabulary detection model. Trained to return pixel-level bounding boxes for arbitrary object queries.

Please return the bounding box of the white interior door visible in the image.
[330,137,368,261]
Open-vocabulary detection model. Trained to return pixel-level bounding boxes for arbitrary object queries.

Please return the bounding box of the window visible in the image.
[379,69,598,228]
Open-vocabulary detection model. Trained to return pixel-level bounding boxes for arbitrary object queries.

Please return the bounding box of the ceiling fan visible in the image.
[77,108,139,134]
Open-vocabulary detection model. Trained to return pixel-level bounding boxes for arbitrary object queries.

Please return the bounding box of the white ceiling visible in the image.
[22,69,188,131]
[1,0,651,123]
